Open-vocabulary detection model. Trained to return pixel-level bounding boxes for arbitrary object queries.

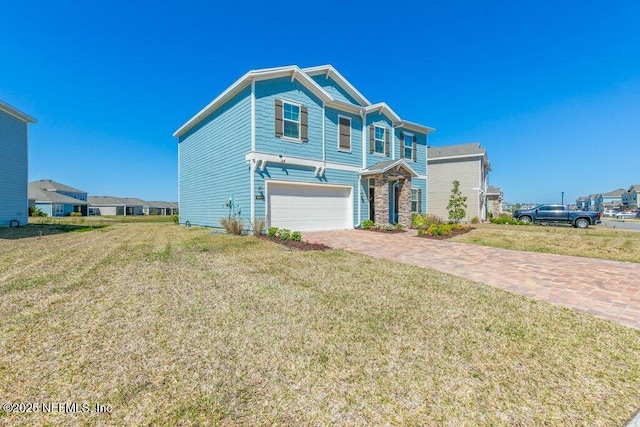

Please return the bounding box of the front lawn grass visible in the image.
[1,223,639,425]
[453,222,640,263]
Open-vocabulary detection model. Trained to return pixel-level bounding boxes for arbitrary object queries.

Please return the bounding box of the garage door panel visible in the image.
[268,182,352,232]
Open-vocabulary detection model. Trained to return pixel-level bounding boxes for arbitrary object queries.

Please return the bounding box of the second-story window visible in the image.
[275,99,308,142]
[283,102,300,139]
[338,116,351,151]
[401,132,416,161]
[374,126,385,155]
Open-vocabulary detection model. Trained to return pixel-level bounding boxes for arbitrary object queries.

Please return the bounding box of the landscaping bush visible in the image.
[412,213,443,229]
[361,219,374,229]
[290,231,302,242]
[427,223,454,237]
[267,227,278,238]
[169,214,179,224]
[395,223,403,231]
[252,218,265,236]
[385,224,396,232]
[276,228,291,241]
[70,212,82,217]
[470,216,480,224]
[220,217,244,235]
[490,213,530,226]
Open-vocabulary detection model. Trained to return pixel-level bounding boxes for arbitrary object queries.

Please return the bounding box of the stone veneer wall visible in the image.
[372,168,414,228]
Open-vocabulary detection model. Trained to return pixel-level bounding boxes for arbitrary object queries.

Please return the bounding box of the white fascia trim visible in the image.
[428,153,485,162]
[397,120,436,134]
[360,159,419,177]
[302,65,372,107]
[266,179,354,190]
[326,99,361,114]
[415,175,428,180]
[364,102,401,123]
[174,66,334,138]
[0,100,37,123]
[245,151,361,173]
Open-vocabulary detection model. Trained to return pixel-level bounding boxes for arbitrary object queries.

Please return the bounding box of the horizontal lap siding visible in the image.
[310,75,361,105]
[412,178,427,214]
[178,87,251,227]
[396,128,427,176]
[255,78,323,160]
[0,110,28,226]
[324,107,362,167]
[253,165,360,228]
[428,158,480,221]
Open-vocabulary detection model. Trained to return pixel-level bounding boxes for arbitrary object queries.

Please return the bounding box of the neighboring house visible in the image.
[174,65,434,231]
[143,201,178,215]
[575,196,588,211]
[89,196,145,216]
[427,143,491,221]
[622,185,640,209]
[0,100,36,227]
[586,193,602,212]
[600,188,625,211]
[28,179,88,216]
[485,185,503,218]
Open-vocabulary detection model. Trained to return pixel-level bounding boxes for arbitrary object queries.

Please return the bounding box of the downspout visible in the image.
[359,109,367,225]
[391,125,396,160]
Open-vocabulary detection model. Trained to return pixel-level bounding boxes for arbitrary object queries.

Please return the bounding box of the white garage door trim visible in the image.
[266,180,353,232]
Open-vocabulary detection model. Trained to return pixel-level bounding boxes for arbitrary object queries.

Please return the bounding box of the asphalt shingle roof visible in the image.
[29,179,87,194]
[428,143,485,159]
[28,187,87,204]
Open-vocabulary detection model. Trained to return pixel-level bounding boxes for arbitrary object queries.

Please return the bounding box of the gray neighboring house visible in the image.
[622,185,640,209]
[89,196,145,216]
[427,143,491,221]
[143,201,179,216]
[0,100,36,227]
[29,180,88,216]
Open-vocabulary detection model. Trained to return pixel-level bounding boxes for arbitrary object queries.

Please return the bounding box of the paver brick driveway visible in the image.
[304,229,640,330]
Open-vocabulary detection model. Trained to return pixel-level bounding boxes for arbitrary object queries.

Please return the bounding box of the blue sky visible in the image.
[2,1,639,204]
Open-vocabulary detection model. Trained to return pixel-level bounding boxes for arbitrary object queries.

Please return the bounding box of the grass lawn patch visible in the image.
[453,223,640,263]
[1,222,639,425]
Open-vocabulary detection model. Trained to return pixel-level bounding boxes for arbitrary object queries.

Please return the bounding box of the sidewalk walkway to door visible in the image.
[304,229,640,330]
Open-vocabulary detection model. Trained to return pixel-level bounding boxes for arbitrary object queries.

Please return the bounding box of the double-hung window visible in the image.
[411,188,422,214]
[401,132,417,161]
[283,102,300,139]
[374,126,385,155]
[275,99,308,141]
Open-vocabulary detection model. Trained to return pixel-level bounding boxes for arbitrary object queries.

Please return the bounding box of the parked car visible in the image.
[602,209,617,217]
[615,211,639,219]
[512,204,601,228]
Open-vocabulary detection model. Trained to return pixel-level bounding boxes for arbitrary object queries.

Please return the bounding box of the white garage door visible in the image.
[267,182,353,231]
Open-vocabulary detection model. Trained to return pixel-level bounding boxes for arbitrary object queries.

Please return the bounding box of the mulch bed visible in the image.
[416,226,474,240]
[256,235,330,251]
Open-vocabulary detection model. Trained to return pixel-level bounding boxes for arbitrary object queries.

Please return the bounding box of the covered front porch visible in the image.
[361,160,418,228]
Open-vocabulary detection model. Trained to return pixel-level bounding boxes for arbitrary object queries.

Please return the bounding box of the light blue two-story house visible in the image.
[175,65,434,232]
[0,100,36,227]
[29,179,88,216]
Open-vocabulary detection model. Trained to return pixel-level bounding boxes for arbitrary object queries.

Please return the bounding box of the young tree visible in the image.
[447,180,467,223]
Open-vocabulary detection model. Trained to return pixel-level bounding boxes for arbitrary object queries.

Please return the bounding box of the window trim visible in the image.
[281,99,302,142]
[403,132,414,161]
[411,188,421,214]
[337,114,352,153]
[374,125,386,155]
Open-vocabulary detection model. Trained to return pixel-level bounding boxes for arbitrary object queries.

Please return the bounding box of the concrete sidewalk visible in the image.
[304,229,640,330]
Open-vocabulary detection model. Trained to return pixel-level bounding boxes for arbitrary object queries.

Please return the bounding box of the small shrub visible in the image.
[362,219,374,229]
[29,207,47,217]
[412,213,443,229]
[169,214,179,224]
[427,223,454,237]
[395,223,403,231]
[220,217,244,235]
[268,227,278,237]
[70,212,82,217]
[470,216,480,224]
[276,228,291,241]
[373,223,383,231]
[252,218,265,236]
[417,228,428,236]
[385,224,395,232]
[290,231,302,241]
[490,213,530,226]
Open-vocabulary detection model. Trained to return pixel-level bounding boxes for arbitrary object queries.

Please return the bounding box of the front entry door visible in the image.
[369,186,375,221]
[392,183,400,224]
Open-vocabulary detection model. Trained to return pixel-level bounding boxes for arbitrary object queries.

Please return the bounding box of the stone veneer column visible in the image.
[397,177,412,228]
[374,175,388,225]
